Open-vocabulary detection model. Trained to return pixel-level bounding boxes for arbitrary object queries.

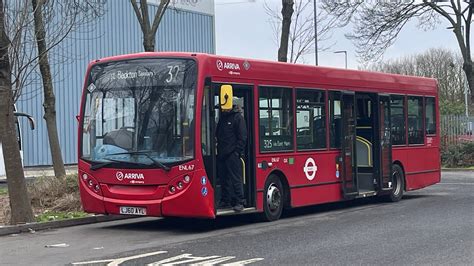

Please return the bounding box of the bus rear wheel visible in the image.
[386,164,404,202]
[262,174,284,222]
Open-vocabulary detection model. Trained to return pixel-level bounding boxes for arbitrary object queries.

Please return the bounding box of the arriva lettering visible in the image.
[124,173,145,180]
[224,62,240,70]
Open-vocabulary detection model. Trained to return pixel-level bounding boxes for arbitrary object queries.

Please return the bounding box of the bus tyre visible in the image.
[262,175,284,222]
[387,164,404,202]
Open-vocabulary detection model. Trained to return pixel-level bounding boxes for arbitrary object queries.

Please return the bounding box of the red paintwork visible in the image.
[77,52,440,218]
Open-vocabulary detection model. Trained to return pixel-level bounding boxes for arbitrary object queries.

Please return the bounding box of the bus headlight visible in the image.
[79,172,102,196]
[183,175,190,183]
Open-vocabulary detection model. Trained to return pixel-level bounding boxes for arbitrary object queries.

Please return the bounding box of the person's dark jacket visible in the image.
[216,106,247,157]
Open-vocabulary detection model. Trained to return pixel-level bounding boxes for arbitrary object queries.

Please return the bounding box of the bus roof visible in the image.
[91,52,438,96]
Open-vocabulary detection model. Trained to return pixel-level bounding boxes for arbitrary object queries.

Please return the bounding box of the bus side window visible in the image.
[329,91,341,148]
[407,96,424,145]
[296,89,326,150]
[425,97,436,135]
[390,95,406,145]
[258,86,294,152]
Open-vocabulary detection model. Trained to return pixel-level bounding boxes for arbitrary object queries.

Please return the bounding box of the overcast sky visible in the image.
[214,0,461,69]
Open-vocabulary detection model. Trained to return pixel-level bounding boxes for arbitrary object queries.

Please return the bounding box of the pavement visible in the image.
[0,165,77,183]
[0,171,472,265]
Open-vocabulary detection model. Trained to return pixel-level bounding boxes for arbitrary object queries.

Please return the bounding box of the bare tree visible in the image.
[364,48,467,115]
[131,0,170,52]
[0,0,34,224]
[266,0,333,63]
[32,0,66,178]
[277,0,294,62]
[322,0,474,104]
[28,0,105,179]
[0,0,104,223]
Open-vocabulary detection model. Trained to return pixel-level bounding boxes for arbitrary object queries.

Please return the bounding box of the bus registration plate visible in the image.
[119,206,147,216]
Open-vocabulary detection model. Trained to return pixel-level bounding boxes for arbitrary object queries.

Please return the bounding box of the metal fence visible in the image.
[441,115,474,148]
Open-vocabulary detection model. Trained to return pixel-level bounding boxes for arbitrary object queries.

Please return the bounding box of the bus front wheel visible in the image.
[262,174,284,222]
[386,164,404,202]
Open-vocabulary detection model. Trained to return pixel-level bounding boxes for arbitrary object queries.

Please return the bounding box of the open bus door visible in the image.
[340,92,358,199]
[378,95,393,191]
[212,83,255,212]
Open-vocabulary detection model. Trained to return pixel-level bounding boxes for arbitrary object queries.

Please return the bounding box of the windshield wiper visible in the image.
[90,157,153,171]
[104,151,171,172]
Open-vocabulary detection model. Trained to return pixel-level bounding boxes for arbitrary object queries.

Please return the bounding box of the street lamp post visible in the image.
[313,0,318,66]
[334,50,347,69]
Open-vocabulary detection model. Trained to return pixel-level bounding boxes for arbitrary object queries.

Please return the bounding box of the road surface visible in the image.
[0,171,472,265]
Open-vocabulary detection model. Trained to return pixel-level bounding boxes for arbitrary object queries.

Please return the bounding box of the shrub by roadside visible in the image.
[0,174,87,225]
[442,142,474,168]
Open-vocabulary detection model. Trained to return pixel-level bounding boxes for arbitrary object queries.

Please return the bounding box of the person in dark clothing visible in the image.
[216,103,247,212]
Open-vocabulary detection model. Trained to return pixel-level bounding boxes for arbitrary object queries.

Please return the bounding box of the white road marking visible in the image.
[72,251,167,266]
[73,259,115,265]
[73,251,263,266]
[148,254,220,265]
[223,258,265,265]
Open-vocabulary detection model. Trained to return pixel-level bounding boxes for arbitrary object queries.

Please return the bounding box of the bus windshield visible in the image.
[81,58,197,167]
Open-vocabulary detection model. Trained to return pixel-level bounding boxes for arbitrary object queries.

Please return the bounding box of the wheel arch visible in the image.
[266,169,291,209]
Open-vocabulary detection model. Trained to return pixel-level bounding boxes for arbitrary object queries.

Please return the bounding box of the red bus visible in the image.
[77,52,440,221]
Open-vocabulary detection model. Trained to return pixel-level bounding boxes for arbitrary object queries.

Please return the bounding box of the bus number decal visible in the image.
[179,164,195,171]
[166,65,180,83]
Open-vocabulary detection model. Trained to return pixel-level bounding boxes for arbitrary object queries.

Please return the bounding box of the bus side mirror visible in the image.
[76,115,80,122]
[14,112,35,130]
[220,84,233,110]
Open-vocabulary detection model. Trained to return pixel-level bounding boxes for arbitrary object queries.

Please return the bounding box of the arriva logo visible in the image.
[116,171,145,181]
[216,59,241,71]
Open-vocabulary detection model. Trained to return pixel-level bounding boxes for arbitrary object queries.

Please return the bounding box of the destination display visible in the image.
[90,59,194,89]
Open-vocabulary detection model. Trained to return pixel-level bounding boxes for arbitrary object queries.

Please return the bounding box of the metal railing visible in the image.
[441,115,474,148]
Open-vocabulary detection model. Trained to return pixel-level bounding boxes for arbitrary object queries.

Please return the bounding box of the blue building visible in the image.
[16,0,215,166]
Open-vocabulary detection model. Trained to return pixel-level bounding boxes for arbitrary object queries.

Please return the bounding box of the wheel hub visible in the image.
[392,170,401,195]
[266,184,281,212]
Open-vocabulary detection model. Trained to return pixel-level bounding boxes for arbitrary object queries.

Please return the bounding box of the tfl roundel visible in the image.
[304,158,318,181]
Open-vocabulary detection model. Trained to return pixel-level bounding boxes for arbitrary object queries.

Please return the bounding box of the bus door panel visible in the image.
[201,78,217,200]
[232,87,255,207]
[379,95,393,191]
[341,92,358,198]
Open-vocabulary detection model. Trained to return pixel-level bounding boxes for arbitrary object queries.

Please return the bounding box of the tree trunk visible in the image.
[278,0,294,62]
[32,0,66,178]
[143,33,155,52]
[462,61,474,106]
[0,0,34,224]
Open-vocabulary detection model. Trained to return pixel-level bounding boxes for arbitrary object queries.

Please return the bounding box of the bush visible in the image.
[441,142,474,168]
[28,174,82,213]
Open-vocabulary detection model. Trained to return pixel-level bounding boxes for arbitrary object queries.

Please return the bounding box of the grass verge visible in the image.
[1,174,90,224]
[35,211,89,223]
